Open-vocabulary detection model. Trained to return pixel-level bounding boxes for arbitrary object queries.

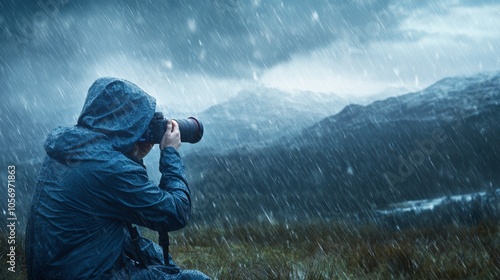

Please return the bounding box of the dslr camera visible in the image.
[140,112,203,144]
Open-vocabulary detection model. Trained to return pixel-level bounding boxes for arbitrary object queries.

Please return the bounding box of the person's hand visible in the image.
[160,120,181,150]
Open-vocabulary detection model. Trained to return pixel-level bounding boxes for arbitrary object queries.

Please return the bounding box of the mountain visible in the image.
[361,86,410,104]
[182,87,356,154]
[185,71,500,224]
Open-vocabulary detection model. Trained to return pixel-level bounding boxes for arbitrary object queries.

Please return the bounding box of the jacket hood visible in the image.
[45,77,156,161]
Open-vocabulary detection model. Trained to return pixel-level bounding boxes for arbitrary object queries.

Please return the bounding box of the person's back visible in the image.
[25,77,210,279]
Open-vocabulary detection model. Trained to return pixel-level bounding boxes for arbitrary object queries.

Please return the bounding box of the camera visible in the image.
[140,112,204,144]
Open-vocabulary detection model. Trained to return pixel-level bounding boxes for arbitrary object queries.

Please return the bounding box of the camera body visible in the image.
[140,112,203,144]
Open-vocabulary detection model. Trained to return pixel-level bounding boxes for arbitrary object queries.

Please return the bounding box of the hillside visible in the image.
[185,71,500,224]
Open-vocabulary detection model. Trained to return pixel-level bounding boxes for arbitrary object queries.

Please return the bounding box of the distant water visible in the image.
[376,189,500,215]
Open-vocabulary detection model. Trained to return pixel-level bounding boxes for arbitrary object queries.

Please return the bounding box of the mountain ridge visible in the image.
[185,71,500,224]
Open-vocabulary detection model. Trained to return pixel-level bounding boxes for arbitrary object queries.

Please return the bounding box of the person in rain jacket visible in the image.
[25,77,210,279]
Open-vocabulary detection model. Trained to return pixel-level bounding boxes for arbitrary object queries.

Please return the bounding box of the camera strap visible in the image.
[158,231,170,265]
[127,224,147,268]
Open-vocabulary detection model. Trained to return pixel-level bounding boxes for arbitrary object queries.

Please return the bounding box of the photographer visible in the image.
[25,78,210,279]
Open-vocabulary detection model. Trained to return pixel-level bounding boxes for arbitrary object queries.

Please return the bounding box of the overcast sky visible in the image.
[1,0,499,115]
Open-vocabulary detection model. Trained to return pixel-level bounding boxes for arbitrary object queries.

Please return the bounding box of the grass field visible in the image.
[163,220,500,279]
[2,220,499,279]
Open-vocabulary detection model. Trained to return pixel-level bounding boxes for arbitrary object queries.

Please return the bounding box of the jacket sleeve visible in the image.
[102,147,191,232]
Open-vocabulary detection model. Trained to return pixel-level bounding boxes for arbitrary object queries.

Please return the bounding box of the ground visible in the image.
[1,220,498,279]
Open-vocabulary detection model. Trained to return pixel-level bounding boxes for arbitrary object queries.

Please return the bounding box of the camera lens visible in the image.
[175,117,204,143]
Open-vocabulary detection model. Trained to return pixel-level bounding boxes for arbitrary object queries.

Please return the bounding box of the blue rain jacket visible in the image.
[25,78,206,279]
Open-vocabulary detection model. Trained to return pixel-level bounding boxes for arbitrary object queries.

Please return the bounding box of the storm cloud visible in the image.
[1,0,404,77]
[0,0,499,113]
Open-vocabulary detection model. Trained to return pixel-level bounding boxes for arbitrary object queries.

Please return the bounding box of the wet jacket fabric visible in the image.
[25,78,208,279]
